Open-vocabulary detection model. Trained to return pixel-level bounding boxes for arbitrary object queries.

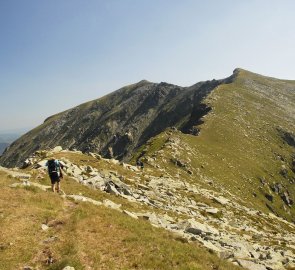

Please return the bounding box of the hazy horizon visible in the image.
[1,0,295,131]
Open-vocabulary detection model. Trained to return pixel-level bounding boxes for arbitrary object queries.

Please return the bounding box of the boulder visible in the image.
[183,219,219,235]
[35,160,48,169]
[122,163,140,172]
[138,183,150,191]
[236,259,267,270]
[41,224,49,231]
[213,196,229,205]
[137,212,167,228]
[89,152,102,159]
[85,175,106,189]
[205,208,219,214]
[103,199,121,210]
[271,183,283,194]
[265,193,274,202]
[52,146,63,152]
[66,195,102,206]
[104,181,120,195]
[281,191,293,206]
[22,158,33,168]
[109,159,120,165]
[123,210,138,219]
[201,240,222,253]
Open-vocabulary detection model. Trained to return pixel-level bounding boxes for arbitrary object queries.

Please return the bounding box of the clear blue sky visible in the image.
[0,0,294,133]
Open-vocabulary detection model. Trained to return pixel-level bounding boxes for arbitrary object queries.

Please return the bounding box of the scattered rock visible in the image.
[109,158,120,165]
[104,181,121,195]
[213,196,229,205]
[205,208,219,214]
[271,183,283,194]
[281,191,293,206]
[280,165,288,177]
[138,183,150,190]
[259,177,267,186]
[35,160,48,169]
[0,166,31,179]
[123,210,138,219]
[10,181,51,191]
[103,199,121,210]
[41,224,49,231]
[23,266,33,270]
[264,193,273,202]
[43,236,58,243]
[52,146,63,152]
[122,163,139,172]
[182,219,219,235]
[66,195,102,206]
[236,259,267,270]
[171,158,186,168]
[89,152,102,159]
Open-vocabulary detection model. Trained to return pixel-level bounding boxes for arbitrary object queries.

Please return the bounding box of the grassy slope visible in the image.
[0,163,242,270]
[135,69,295,221]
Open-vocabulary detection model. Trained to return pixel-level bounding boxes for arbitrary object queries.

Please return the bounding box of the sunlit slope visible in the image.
[136,69,295,221]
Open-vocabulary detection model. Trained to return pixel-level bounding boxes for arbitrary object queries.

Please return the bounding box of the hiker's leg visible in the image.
[51,184,55,192]
[56,181,60,193]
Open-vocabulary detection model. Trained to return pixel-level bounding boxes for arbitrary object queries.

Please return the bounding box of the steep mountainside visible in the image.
[0,76,233,167]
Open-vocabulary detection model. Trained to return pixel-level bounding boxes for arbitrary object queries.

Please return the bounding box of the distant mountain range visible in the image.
[0,143,10,155]
[0,133,22,155]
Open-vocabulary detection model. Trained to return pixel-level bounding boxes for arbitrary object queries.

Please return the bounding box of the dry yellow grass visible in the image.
[0,170,243,270]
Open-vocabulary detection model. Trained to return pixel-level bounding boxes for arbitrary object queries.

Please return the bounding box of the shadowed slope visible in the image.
[0,76,231,167]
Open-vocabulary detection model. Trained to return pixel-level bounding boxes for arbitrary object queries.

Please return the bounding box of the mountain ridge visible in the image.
[0,68,295,269]
[0,71,235,167]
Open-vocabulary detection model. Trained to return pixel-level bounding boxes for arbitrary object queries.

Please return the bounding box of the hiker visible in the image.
[46,159,64,193]
[136,159,144,170]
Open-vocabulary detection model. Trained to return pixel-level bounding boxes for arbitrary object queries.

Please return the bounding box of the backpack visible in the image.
[48,159,58,174]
